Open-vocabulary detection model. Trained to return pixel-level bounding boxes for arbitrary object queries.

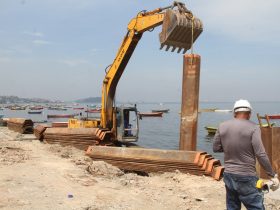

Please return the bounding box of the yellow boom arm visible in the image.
[100,10,166,128]
[100,2,203,129]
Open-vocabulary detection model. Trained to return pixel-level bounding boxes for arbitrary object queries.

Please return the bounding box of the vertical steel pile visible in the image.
[43,128,112,150]
[86,146,224,180]
[7,118,34,134]
[179,54,201,150]
[257,127,280,178]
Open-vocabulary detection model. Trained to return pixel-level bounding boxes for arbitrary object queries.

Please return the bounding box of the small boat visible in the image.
[10,106,26,110]
[48,107,67,111]
[151,109,170,113]
[267,115,280,120]
[30,106,44,110]
[47,114,76,118]
[205,126,217,135]
[214,109,232,113]
[85,109,101,113]
[138,112,163,117]
[73,107,84,110]
[28,110,42,114]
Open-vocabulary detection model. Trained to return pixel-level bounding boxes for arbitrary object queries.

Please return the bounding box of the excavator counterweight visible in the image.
[160,9,203,53]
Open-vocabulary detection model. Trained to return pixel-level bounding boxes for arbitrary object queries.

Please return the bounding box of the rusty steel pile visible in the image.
[51,122,68,128]
[42,128,113,150]
[86,146,224,180]
[34,124,50,140]
[7,118,34,134]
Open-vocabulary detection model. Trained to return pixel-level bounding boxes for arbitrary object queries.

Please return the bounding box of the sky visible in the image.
[0,0,280,102]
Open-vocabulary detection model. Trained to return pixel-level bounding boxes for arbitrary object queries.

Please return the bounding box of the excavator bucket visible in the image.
[159,9,203,54]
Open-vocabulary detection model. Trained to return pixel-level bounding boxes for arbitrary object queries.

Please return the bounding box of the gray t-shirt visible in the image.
[213,118,275,177]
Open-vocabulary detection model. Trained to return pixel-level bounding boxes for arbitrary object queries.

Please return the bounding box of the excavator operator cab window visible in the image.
[116,107,139,142]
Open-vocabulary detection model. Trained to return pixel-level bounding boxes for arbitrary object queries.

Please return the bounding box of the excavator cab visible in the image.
[115,106,139,143]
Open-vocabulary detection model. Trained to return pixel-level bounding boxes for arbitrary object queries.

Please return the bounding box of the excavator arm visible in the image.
[100,2,203,131]
[101,8,167,129]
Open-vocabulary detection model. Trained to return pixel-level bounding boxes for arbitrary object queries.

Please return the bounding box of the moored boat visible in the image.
[30,106,44,110]
[267,115,280,120]
[151,109,170,113]
[48,107,67,111]
[138,112,163,117]
[214,109,232,113]
[47,114,76,118]
[10,106,26,110]
[205,126,217,135]
[85,108,101,113]
[73,107,84,110]
[28,110,42,114]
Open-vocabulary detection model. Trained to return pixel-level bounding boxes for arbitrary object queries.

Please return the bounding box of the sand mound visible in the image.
[86,161,124,177]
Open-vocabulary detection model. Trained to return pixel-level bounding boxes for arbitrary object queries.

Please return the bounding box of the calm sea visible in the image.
[1,102,279,161]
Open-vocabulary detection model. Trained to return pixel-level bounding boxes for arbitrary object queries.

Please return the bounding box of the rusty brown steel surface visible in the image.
[202,157,214,170]
[159,9,203,53]
[44,128,98,135]
[42,128,110,150]
[34,124,50,140]
[194,151,207,164]
[86,146,223,180]
[257,127,280,178]
[7,118,34,134]
[211,166,225,181]
[51,122,68,128]
[179,54,201,151]
[86,146,198,162]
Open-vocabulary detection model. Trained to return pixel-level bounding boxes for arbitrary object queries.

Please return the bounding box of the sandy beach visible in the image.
[0,127,279,210]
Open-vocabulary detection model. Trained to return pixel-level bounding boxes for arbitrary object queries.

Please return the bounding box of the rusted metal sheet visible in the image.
[42,128,113,150]
[211,166,225,181]
[86,146,224,180]
[34,124,50,140]
[44,128,98,135]
[51,122,68,128]
[7,118,33,134]
[257,127,280,178]
[86,146,197,162]
[160,9,203,53]
[179,54,201,150]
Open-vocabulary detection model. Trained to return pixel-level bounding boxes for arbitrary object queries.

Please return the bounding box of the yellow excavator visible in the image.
[69,1,203,144]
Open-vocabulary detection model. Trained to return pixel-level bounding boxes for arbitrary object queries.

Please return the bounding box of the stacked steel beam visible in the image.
[51,122,68,128]
[43,128,105,150]
[34,124,50,141]
[7,118,34,134]
[86,146,224,180]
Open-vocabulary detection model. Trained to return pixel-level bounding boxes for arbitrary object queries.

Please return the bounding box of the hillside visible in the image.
[0,96,53,104]
[75,97,101,104]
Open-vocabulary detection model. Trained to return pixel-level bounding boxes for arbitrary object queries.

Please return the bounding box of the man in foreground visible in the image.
[213,99,279,210]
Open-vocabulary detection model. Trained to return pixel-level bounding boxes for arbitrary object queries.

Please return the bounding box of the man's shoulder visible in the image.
[219,119,257,128]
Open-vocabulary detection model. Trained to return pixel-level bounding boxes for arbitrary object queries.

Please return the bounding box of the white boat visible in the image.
[214,109,232,113]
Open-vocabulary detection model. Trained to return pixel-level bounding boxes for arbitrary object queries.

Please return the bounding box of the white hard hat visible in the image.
[233,99,252,113]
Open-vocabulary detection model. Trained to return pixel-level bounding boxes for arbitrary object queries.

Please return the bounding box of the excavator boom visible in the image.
[101,1,203,133]
[68,2,203,143]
